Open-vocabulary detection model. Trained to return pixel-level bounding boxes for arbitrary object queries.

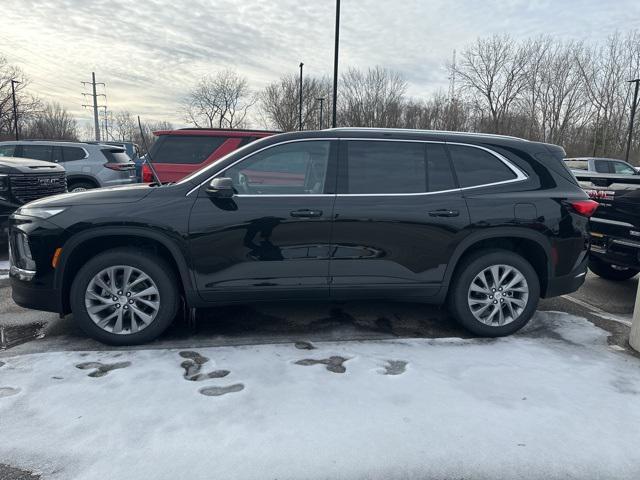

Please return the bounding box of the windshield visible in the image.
[176,135,273,185]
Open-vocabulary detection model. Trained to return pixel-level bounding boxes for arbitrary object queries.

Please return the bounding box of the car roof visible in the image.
[154,128,280,137]
[0,140,126,151]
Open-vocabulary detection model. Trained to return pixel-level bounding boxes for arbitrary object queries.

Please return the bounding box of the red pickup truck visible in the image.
[142,128,278,183]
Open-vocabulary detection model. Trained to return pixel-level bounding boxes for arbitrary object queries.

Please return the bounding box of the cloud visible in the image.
[1,0,638,129]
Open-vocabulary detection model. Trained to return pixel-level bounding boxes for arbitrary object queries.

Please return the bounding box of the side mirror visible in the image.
[206,177,235,198]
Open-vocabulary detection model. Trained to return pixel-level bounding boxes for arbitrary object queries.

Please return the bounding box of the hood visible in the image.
[0,157,65,174]
[26,183,155,207]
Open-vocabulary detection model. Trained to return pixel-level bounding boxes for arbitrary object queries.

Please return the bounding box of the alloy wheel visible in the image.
[467,264,529,326]
[84,265,161,335]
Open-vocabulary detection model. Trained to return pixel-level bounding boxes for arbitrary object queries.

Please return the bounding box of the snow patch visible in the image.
[0,312,639,480]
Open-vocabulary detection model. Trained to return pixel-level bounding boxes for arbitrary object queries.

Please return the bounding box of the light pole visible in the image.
[299,62,304,131]
[317,97,325,129]
[625,79,640,162]
[331,0,340,128]
[10,79,20,140]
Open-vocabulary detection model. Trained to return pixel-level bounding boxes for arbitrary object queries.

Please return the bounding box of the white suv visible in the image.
[0,140,137,191]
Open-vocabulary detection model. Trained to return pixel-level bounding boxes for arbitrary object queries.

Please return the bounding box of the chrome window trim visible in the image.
[186,137,528,197]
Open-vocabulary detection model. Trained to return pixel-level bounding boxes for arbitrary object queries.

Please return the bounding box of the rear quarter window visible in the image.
[102,149,132,163]
[448,145,516,188]
[150,136,228,164]
[565,160,588,170]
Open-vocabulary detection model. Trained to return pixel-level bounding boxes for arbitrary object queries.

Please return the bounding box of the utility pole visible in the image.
[299,62,304,131]
[331,0,340,128]
[10,79,20,140]
[625,79,640,162]
[449,49,456,103]
[81,72,105,141]
[317,97,325,129]
[101,106,109,141]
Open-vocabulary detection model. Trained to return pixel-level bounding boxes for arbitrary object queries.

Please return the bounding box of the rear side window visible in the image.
[102,149,132,163]
[346,141,426,194]
[426,143,456,191]
[448,145,516,188]
[0,145,15,157]
[594,160,611,173]
[237,136,259,148]
[150,136,228,164]
[61,146,86,161]
[17,145,53,162]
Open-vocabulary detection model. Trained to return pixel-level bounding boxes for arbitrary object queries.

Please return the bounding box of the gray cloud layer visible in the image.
[2,0,638,127]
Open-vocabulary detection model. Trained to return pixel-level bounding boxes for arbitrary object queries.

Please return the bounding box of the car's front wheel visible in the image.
[70,248,179,345]
[448,250,540,336]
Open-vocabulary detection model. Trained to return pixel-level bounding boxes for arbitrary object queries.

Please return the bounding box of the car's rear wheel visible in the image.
[588,257,639,281]
[448,250,540,336]
[70,248,179,345]
[68,181,96,192]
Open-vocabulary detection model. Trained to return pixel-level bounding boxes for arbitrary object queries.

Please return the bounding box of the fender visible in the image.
[54,226,197,303]
[66,174,99,187]
[442,227,552,287]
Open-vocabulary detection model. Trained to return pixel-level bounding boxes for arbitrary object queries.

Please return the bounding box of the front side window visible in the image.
[613,162,636,175]
[150,135,228,164]
[0,145,15,157]
[346,141,426,194]
[448,145,517,188]
[224,141,330,195]
[18,145,53,162]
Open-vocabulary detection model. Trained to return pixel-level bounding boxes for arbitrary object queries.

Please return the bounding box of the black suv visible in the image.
[9,128,595,345]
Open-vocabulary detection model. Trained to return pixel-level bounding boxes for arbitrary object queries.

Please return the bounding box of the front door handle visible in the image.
[290,209,323,218]
[428,209,459,217]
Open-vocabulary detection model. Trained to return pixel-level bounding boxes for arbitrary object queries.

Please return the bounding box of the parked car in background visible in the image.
[142,128,277,183]
[0,155,66,235]
[575,172,640,280]
[9,128,595,345]
[0,140,136,192]
[103,141,143,180]
[565,157,639,176]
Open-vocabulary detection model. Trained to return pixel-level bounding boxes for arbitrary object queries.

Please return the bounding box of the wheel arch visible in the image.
[444,228,552,297]
[55,227,194,315]
[66,174,100,189]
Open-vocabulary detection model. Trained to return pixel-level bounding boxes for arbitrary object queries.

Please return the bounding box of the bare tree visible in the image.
[338,66,407,127]
[0,55,41,140]
[454,35,529,134]
[24,102,78,140]
[259,74,332,131]
[184,70,255,129]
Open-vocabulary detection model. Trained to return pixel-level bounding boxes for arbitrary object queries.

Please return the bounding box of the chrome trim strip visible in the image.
[9,265,36,281]
[611,239,640,249]
[186,137,529,197]
[590,217,634,228]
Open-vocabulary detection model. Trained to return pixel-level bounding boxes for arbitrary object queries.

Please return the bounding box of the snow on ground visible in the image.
[1,312,639,480]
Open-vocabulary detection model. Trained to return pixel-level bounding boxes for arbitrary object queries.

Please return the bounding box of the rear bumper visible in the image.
[543,256,588,298]
[11,277,61,313]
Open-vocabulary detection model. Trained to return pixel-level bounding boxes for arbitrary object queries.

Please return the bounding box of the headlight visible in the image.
[16,207,67,219]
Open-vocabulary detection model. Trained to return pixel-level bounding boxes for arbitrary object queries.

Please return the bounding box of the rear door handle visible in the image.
[290,209,323,218]
[428,209,459,217]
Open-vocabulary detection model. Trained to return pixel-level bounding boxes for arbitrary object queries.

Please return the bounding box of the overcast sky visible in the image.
[2,0,639,129]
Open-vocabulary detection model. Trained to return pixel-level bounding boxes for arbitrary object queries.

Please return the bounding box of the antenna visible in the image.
[136,116,162,185]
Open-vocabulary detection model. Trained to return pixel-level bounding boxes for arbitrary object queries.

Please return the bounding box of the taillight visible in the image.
[142,164,153,183]
[569,199,599,217]
[104,162,134,171]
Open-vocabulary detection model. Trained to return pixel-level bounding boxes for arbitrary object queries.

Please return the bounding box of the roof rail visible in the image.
[177,127,281,134]
[326,127,526,141]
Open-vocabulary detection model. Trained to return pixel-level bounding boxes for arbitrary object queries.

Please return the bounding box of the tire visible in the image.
[448,249,540,337]
[70,248,179,345]
[588,257,639,281]
[68,181,97,192]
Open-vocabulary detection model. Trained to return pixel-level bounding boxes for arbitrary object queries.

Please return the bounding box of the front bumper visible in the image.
[589,232,640,269]
[11,277,61,313]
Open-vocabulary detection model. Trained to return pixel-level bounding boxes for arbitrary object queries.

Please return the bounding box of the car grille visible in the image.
[9,173,67,204]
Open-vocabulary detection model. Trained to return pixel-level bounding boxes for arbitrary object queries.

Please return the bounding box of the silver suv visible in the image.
[0,140,137,192]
